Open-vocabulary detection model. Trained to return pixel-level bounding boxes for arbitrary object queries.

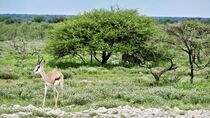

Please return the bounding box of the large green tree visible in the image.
[47,8,157,64]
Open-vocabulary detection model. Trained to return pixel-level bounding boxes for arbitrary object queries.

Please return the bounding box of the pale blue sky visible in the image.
[0,0,210,17]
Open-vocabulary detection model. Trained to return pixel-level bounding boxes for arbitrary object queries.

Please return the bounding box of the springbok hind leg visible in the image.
[60,74,64,105]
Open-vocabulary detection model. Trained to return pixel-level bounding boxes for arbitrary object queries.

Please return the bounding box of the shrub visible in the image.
[152,87,186,100]
[71,94,95,105]
[111,66,128,74]
[0,86,18,99]
[143,95,164,105]
[121,93,164,106]
[95,99,128,108]
[62,69,74,79]
[0,67,19,79]
[20,87,38,100]
[168,100,184,108]
[183,91,210,105]
[32,16,46,23]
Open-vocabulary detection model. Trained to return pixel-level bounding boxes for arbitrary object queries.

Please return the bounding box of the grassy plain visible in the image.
[0,40,210,113]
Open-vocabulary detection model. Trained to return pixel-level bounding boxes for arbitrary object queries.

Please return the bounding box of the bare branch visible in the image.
[150,58,177,82]
[93,51,101,63]
[75,53,86,64]
[162,40,188,53]
[194,59,210,71]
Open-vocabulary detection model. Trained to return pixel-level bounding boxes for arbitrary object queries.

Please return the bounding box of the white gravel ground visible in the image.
[1,104,210,118]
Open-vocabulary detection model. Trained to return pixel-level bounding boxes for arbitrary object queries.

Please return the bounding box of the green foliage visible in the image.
[17,23,51,40]
[61,68,74,79]
[165,20,210,83]
[0,66,19,79]
[48,17,67,23]
[1,9,210,113]
[0,16,10,22]
[0,62,210,110]
[32,16,46,23]
[71,93,95,105]
[95,99,128,108]
[5,18,22,24]
[47,8,158,64]
[0,22,51,41]
[0,23,17,41]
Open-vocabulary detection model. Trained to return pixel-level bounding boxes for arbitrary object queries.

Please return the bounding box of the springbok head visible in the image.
[34,55,44,74]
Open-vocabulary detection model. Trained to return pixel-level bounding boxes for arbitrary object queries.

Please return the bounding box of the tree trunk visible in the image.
[90,50,93,64]
[101,51,112,65]
[197,50,201,63]
[189,52,194,84]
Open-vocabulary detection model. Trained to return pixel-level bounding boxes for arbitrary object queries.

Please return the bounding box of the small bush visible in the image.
[122,93,164,106]
[20,87,37,100]
[111,66,129,74]
[152,87,186,100]
[95,99,128,108]
[76,66,100,74]
[112,66,128,72]
[0,86,18,99]
[62,69,74,79]
[71,94,95,105]
[152,87,174,99]
[168,100,184,108]
[65,79,79,87]
[0,67,19,79]
[175,83,194,90]
[143,95,164,105]
[183,91,210,105]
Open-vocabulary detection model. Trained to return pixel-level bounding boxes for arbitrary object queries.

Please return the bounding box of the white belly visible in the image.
[54,80,60,86]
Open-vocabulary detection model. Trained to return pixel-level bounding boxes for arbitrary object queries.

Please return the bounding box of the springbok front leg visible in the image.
[53,86,59,108]
[42,84,48,108]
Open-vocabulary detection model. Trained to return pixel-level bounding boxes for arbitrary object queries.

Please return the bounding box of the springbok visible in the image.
[34,56,64,108]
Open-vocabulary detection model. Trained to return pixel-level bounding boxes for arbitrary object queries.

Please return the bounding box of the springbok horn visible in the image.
[39,56,43,63]
[37,55,43,64]
[37,55,40,64]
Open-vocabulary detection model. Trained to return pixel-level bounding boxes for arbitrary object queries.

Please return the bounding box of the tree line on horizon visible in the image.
[1,13,210,24]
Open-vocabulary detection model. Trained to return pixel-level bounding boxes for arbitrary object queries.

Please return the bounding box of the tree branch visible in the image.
[76,53,86,64]
[163,40,188,53]
[150,58,177,82]
[194,59,210,71]
[93,51,101,63]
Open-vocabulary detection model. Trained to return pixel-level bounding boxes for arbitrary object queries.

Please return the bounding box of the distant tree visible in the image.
[47,8,157,65]
[0,16,10,22]
[158,18,178,24]
[17,23,51,40]
[4,18,22,24]
[165,20,210,83]
[32,16,46,23]
[48,17,67,23]
[164,19,175,24]
[208,18,210,24]
[0,23,18,41]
